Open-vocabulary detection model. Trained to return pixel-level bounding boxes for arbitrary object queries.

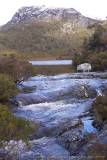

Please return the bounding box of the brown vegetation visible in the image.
[87,142,107,160]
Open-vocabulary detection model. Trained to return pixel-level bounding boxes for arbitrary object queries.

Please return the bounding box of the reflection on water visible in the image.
[34,65,74,75]
[81,117,97,133]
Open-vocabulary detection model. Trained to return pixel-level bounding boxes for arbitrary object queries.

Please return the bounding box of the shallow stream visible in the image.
[13,71,107,159]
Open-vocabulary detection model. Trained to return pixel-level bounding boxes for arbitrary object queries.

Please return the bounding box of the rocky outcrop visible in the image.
[56,126,89,155]
[18,137,70,160]
[0,140,27,160]
[77,63,91,72]
[6,6,80,25]
[17,92,49,105]
[35,118,82,138]
[5,6,95,28]
[18,85,36,94]
[71,85,96,98]
[58,85,97,99]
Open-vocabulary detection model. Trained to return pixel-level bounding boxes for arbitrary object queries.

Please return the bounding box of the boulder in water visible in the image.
[71,85,97,98]
[59,85,97,98]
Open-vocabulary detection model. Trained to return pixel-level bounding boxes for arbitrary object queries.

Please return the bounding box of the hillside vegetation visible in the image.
[0,56,37,155]
[0,19,93,59]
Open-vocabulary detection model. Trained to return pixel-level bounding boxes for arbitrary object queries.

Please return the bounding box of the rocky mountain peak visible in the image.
[7,5,81,26]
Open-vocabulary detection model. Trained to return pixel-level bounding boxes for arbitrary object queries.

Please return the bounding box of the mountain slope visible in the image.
[0,6,97,59]
[5,6,95,28]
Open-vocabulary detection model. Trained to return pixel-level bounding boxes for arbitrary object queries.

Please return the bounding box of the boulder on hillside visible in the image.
[77,63,91,72]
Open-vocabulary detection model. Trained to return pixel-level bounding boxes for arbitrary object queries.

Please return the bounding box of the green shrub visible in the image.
[92,96,107,126]
[88,25,104,52]
[90,51,107,71]
[87,23,96,29]
[0,55,37,83]
[72,53,84,70]
[0,104,37,145]
[0,74,18,102]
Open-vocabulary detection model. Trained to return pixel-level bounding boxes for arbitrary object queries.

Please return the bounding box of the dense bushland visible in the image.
[0,54,37,83]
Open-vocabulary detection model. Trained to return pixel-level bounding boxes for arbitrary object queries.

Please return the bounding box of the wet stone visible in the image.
[44,118,82,137]
[18,137,71,160]
[56,126,89,155]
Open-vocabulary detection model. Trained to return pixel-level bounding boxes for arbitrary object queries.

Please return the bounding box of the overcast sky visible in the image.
[0,0,107,26]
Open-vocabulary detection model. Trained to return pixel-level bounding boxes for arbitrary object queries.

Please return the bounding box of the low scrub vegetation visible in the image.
[87,142,107,160]
[92,95,107,126]
[90,51,107,71]
[0,74,18,103]
[0,54,37,83]
[0,104,37,145]
[0,55,38,156]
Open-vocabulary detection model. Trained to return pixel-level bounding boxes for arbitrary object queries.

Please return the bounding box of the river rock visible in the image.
[34,118,82,139]
[45,118,82,137]
[71,85,97,98]
[17,93,49,105]
[56,126,89,155]
[59,85,97,99]
[77,63,91,72]
[0,140,27,160]
[18,86,36,94]
[18,137,70,160]
[101,83,107,95]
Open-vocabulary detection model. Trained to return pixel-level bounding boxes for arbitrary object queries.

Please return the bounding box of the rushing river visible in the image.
[13,71,107,160]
